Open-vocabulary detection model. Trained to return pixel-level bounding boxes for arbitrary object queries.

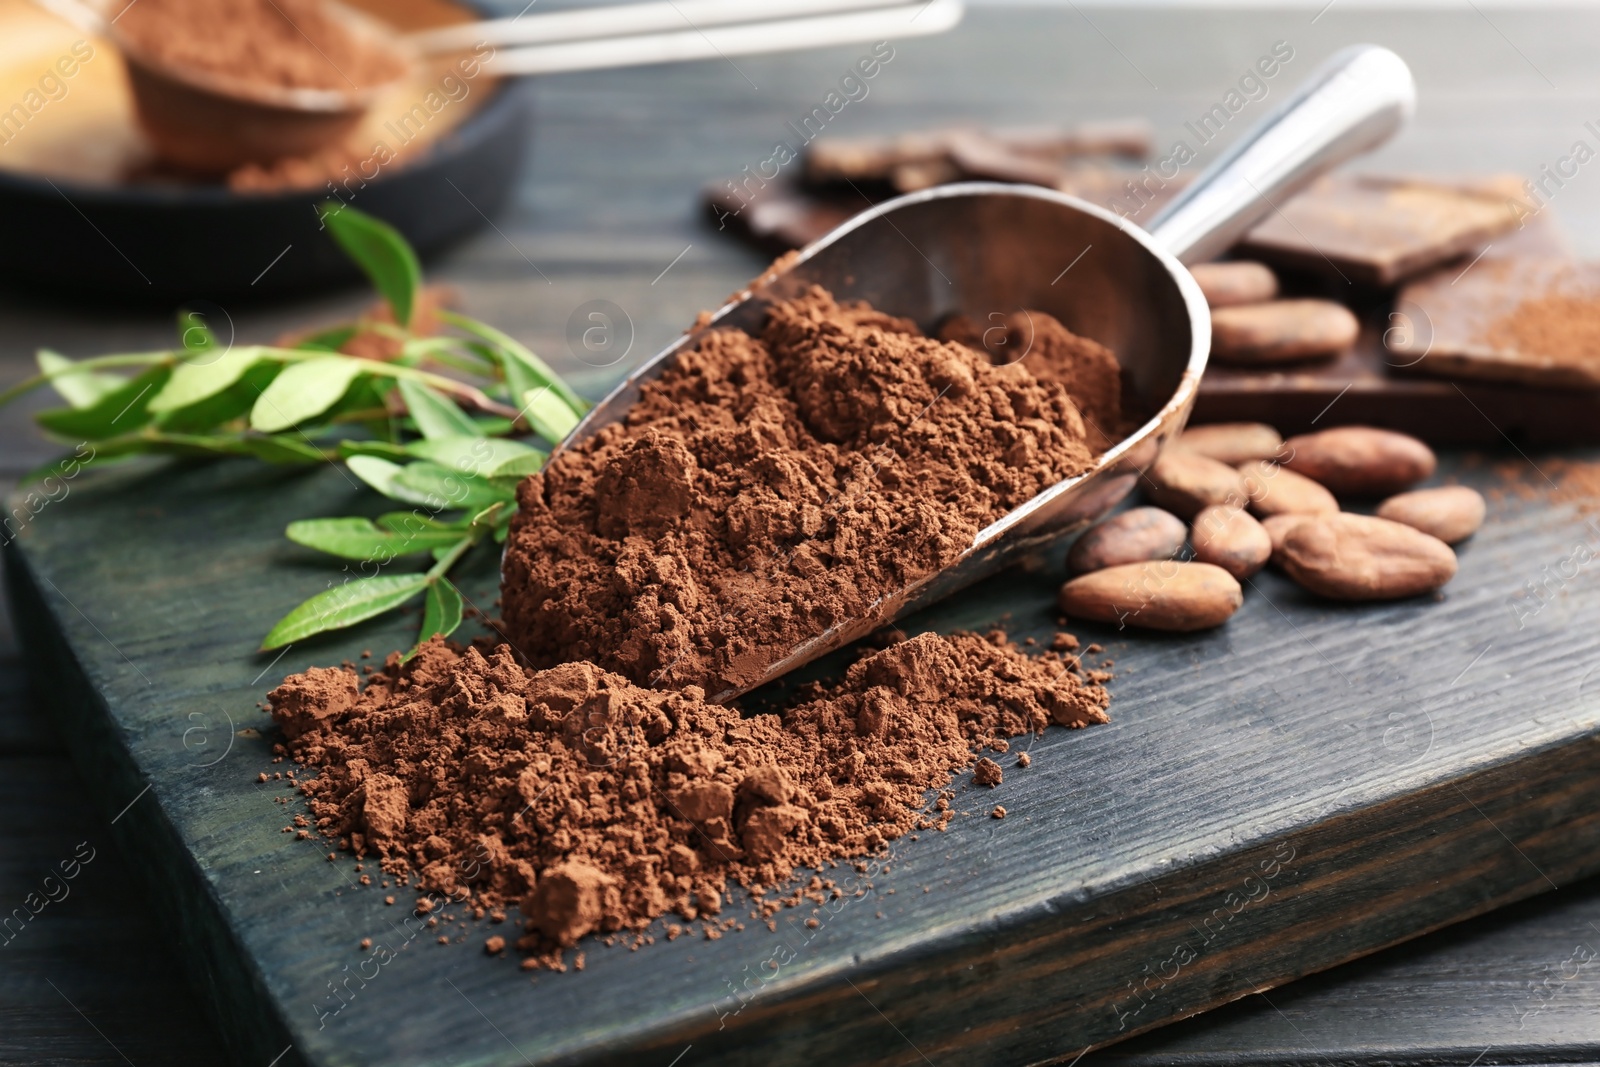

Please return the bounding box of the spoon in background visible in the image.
[542,44,1417,702]
[30,0,963,174]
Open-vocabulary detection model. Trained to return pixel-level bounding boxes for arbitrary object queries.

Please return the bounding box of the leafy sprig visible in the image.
[1,204,587,656]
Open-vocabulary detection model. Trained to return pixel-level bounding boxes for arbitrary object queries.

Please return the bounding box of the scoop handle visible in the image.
[1148,44,1415,265]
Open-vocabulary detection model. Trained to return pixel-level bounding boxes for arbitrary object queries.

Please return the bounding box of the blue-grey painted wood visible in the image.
[6,6,1600,1064]
[6,446,1600,1066]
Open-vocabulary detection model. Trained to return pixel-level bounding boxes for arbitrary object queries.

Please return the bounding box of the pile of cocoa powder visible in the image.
[263,283,1125,967]
[270,630,1109,967]
[118,0,406,93]
[502,285,1116,695]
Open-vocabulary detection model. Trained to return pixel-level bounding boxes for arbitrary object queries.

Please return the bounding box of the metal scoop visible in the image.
[556,45,1416,702]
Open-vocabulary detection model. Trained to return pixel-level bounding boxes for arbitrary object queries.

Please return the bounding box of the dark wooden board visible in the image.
[6,444,1600,1066]
[11,5,1600,1063]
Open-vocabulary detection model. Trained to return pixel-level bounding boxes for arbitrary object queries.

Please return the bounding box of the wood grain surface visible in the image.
[7,420,1600,1067]
[7,4,1600,1065]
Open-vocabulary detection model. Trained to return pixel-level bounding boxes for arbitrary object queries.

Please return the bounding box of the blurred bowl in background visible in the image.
[0,0,528,301]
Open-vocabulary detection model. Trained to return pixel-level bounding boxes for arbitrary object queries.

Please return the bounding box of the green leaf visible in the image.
[177,308,218,353]
[36,365,172,439]
[392,461,511,513]
[240,435,328,464]
[471,415,515,437]
[338,439,412,463]
[157,362,281,434]
[37,350,126,409]
[375,511,468,535]
[250,357,366,432]
[149,345,263,414]
[396,378,481,440]
[417,578,465,646]
[319,203,421,328]
[488,450,545,479]
[518,385,582,445]
[261,573,429,650]
[335,377,397,429]
[18,441,128,485]
[295,324,357,353]
[137,433,249,457]
[406,435,540,473]
[442,311,587,414]
[287,517,464,559]
[467,500,509,526]
[346,455,407,499]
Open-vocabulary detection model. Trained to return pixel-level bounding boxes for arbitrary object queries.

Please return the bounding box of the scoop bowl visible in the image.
[551,45,1417,701]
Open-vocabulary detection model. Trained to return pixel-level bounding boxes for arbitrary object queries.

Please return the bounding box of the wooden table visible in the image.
[4,5,1600,1063]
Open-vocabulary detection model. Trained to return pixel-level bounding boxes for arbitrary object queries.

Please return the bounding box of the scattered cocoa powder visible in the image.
[1485,292,1600,370]
[1540,458,1600,515]
[973,758,1004,787]
[502,286,1104,696]
[270,630,1108,968]
[117,0,406,94]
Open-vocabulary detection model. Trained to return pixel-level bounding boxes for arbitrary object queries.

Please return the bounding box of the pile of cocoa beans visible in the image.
[1190,261,1358,365]
[1058,423,1486,632]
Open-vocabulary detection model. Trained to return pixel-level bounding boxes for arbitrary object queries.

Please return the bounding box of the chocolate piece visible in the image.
[704,179,855,254]
[1238,174,1528,286]
[1391,257,1600,388]
[804,120,1151,186]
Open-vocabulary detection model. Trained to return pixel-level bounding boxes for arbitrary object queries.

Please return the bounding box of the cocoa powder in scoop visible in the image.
[936,310,1123,447]
[501,286,1103,695]
[118,0,406,93]
[270,631,1109,968]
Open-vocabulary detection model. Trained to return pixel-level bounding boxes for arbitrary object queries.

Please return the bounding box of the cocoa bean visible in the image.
[1067,506,1187,575]
[1279,513,1457,600]
[1057,561,1243,631]
[1282,426,1437,495]
[1189,261,1278,308]
[1210,299,1359,364]
[1376,485,1486,544]
[1176,421,1284,465]
[1261,513,1310,557]
[1191,506,1272,580]
[1143,450,1248,519]
[1239,459,1340,518]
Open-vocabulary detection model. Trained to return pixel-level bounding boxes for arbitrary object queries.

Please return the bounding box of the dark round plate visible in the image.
[0,76,531,303]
